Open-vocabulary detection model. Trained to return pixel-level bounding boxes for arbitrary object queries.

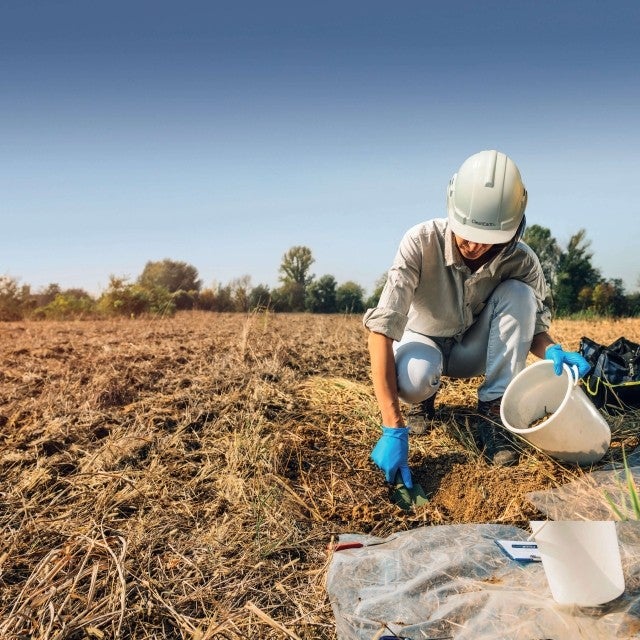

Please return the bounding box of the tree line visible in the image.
[0,247,377,321]
[1,227,638,321]
[522,225,639,316]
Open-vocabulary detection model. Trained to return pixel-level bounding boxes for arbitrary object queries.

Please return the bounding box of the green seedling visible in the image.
[605,446,640,520]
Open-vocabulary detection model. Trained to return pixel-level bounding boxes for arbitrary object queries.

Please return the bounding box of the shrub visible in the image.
[0,276,30,321]
[33,291,95,320]
[171,289,199,311]
[97,276,175,317]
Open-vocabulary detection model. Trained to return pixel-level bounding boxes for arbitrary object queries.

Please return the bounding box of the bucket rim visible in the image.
[500,360,574,434]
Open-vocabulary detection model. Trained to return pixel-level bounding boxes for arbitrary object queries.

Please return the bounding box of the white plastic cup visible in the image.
[500,361,611,465]
[530,520,625,606]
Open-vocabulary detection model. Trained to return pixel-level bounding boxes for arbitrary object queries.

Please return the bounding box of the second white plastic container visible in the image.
[500,361,611,465]
[530,520,625,606]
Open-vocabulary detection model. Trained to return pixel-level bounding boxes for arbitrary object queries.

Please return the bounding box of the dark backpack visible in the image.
[579,336,640,413]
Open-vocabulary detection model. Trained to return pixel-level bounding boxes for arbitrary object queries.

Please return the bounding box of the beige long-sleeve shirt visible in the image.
[363,218,552,342]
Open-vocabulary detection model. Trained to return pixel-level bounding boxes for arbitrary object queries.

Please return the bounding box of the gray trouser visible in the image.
[394,280,538,404]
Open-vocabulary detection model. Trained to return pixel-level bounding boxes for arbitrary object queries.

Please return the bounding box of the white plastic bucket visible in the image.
[530,520,625,606]
[500,361,611,465]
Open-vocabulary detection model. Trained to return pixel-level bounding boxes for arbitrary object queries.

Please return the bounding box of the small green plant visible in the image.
[605,446,640,520]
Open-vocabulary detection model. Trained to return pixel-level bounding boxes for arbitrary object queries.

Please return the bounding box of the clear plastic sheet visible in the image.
[326,523,640,640]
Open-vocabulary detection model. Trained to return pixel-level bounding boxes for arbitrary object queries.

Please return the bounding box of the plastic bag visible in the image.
[327,523,640,640]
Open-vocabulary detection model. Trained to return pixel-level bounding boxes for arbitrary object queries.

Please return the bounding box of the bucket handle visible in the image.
[568,364,580,386]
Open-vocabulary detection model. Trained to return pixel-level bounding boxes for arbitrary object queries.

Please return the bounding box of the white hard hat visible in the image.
[447,150,528,244]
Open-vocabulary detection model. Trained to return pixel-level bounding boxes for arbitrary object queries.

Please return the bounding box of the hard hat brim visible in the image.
[448,215,519,245]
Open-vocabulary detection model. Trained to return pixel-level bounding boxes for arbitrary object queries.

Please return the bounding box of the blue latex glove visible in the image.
[545,344,591,378]
[371,426,413,488]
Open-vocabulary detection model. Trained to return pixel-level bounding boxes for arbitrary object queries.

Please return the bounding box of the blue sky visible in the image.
[2,0,639,296]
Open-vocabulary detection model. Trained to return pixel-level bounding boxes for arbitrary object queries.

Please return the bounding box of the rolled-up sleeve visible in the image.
[534,288,553,335]
[362,306,408,342]
[363,229,422,341]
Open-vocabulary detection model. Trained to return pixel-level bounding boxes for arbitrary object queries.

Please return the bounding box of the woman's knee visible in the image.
[492,279,537,315]
[394,341,442,404]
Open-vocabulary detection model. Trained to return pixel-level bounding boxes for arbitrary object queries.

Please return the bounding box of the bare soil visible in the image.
[0,313,638,638]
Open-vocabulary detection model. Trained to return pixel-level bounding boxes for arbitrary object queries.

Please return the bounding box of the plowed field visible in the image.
[1,313,638,638]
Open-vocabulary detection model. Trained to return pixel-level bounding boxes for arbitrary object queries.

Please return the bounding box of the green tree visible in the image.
[249,284,271,311]
[196,288,216,311]
[577,286,593,311]
[199,281,236,312]
[229,275,252,312]
[214,284,235,311]
[171,289,198,311]
[591,282,615,315]
[610,278,630,316]
[305,275,337,313]
[627,291,640,316]
[279,246,315,287]
[336,281,365,313]
[275,246,316,311]
[0,276,30,321]
[138,259,202,293]
[554,229,602,316]
[271,281,306,312]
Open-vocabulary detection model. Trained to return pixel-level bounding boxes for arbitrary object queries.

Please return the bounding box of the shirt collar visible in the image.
[444,226,462,267]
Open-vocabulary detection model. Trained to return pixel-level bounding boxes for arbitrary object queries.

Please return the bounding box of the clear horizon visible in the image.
[2,1,639,296]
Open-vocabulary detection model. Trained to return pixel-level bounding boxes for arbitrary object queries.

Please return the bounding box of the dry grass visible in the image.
[0,313,638,639]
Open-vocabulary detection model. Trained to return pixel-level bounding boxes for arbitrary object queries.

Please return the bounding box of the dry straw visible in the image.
[0,313,638,638]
